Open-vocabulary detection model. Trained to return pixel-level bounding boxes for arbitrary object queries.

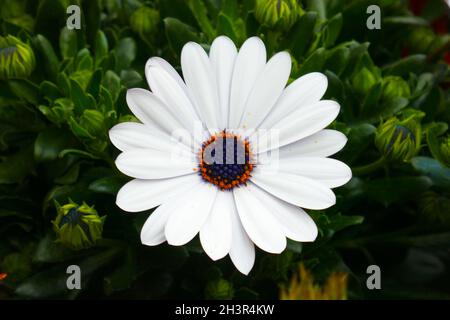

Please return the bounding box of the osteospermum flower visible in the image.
[109,36,352,275]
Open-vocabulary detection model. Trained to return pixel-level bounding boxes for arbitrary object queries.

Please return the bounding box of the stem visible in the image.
[352,157,386,176]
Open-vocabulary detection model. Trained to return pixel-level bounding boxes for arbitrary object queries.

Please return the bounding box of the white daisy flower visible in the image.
[109,36,352,275]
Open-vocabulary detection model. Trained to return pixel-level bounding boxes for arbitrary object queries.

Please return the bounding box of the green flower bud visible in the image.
[351,67,378,95]
[419,191,450,224]
[381,76,410,100]
[407,27,435,53]
[375,112,423,163]
[439,136,450,167]
[254,0,302,31]
[205,279,234,300]
[0,35,35,80]
[52,201,106,250]
[79,109,106,137]
[130,6,160,35]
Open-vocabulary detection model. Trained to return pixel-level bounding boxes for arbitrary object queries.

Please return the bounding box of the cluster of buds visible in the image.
[351,67,379,95]
[254,0,303,31]
[0,35,35,79]
[130,6,160,36]
[52,201,106,250]
[381,76,411,100]
[375,111,424,163]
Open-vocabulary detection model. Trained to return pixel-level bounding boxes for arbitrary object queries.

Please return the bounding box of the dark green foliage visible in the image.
[0,0,449,300]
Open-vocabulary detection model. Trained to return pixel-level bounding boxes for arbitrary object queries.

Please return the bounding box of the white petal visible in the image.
[116,174,201,212]
[146,57,192,100]
[139,176,202,245]
[240,52,291,130]
[276,129,348,158]
[182,42,220,131]
[229,199,255,275]
[255,100,340,153]
[165,183,218,246]
[200,191,233,261]
[251,169,336,210]
[115,149,196,179]
[125,89,187,137]
[249,183,318,242]
[209,36,237,128]
[109,122,191,154]
[228,37,266,129]
[259,157,352,188]
[139,203,174,246]
[233,183,286,254]
[146,66,202,136]
[260,72,328,129]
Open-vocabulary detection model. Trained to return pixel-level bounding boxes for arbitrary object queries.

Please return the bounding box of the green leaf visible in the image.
[426,126,447,165]
[40,81,61,102]
[57,72,71,97]
[310,212,364,236]
[364,176,432,205]
[322,13,343,48]
[34,34,59,80]
[99,86,114,113]
[361,92,409,123]
[34,127,76,162]
[54,161,82,185]
[341,42,369,78]
[339,123,376,163]
[412,156,450,189]
[164,17,200,55]
[76,51,94,71]
[325,46,350,76]
[114,37,136,72]
[8,79,40,105]
[34,234,89,264]
[382,54,426,77]
[59,148,100,160]
[220,0,239,19]
[217,13,238,44]
[70,79,92,113]
[88,176,127,195]
[0,146,34,184]
[86,69,102,98]
[59,27,78,59]
[68,117,95,139]
[326,214,364,233]
[120,70,143,88]
[103,70,121,101]
[298,48,326,76]
[15,247,121,298]
[283,12,317,58]
[187,0,216,40]
[94,30,109,65]
[359,82,383,118]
